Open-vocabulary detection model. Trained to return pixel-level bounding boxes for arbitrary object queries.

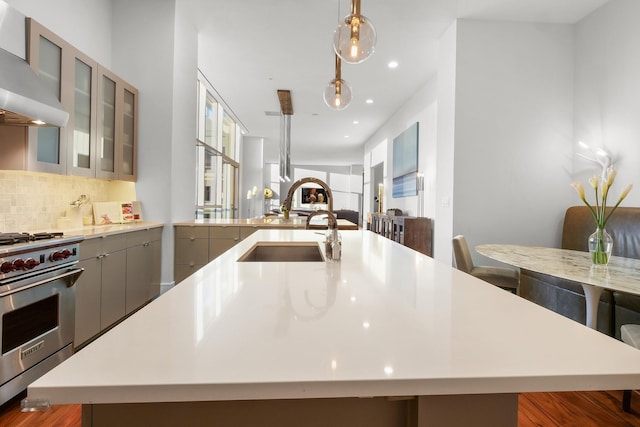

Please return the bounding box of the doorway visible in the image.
[371,162,384,214]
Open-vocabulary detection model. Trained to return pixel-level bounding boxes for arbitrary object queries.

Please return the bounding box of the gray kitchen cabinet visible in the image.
[100,245,127,330]
[74,227,162,348]
[96,66,138,181]
[27,18,101,177]
[173,225,258,284]
[0,18,138,180]
[74,233,127,347]
[174,226,209,284]
[208,226,242,261]
[125,228,162,314]
[75,250,101,347]
[209,226,257,260]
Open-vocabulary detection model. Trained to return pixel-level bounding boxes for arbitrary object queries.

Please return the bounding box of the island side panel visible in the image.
[81,394,517,427]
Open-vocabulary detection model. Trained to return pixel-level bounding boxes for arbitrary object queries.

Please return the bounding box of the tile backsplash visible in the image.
[0,170,136,232]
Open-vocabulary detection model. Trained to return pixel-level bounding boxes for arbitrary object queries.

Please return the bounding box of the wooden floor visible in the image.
[1,390,639,426]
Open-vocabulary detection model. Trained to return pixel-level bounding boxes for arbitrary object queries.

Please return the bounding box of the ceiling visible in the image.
[189,0,609,165]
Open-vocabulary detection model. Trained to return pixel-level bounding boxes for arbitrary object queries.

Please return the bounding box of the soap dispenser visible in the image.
[330,228,342,261]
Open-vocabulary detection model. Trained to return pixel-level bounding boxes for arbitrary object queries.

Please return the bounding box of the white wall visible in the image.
[6,0,112,66]
[362,78,438,220]
[112,0,198,285]
[433,21,457,263]
[365,19,576,266]
[573,0,640,206]
[452,20,575,266]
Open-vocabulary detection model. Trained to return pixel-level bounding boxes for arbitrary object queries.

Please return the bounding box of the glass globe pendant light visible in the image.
[333,0,376,64]
[323,54,352,110]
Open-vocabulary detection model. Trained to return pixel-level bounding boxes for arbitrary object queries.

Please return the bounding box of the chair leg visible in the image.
[623,389,632,412]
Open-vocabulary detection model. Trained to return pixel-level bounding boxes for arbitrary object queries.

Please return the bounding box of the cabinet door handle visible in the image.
[143,242,150,247]
[190,237,196,241]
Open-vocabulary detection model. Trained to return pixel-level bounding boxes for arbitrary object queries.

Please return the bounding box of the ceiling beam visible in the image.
[277,90,293,115]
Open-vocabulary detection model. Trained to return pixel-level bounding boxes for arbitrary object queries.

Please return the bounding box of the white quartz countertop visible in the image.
[55,221,164,239]
[28,230,640,405]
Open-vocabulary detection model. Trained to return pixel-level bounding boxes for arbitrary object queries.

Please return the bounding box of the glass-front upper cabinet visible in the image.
[68,54,98,177]
[26,18,136,180]
[120,83,138,181]
[96,66,138,181]
[28,19,98,177]
[97,70,116,179]
[27,19,68,174]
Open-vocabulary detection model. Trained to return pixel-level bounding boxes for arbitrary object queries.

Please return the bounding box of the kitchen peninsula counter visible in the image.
[27,230,640,426]
[175,216,358,230]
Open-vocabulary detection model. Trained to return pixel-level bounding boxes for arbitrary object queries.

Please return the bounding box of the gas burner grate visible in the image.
[32,232,64,240]
[0,232,65,246]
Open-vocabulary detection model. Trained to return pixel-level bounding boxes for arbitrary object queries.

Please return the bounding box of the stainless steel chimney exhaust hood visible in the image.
[0,47,69,127]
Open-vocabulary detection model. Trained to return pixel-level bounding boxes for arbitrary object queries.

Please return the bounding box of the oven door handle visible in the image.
[0,267,84,297]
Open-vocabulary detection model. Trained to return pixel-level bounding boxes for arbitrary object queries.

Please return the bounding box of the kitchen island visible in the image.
[27,230,640,426]
[173,217,358,283]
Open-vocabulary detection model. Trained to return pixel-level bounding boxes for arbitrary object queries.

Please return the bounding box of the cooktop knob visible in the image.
[1,261,15,273]
[50,249,72,261]
[24,258,39,269]
[12,259,25,270]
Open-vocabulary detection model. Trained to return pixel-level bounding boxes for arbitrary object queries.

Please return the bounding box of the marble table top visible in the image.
[476,244,640,296]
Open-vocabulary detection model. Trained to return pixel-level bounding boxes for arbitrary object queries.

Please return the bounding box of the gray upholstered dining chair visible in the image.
[621,324,640,412]
[452,235,519,293]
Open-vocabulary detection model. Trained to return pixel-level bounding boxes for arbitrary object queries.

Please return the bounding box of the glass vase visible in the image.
[588,227,613,265]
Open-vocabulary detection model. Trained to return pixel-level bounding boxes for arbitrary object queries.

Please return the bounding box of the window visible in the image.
[196,73,240,219]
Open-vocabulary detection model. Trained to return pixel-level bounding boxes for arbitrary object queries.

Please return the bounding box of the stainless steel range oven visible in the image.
[0,232,83,406]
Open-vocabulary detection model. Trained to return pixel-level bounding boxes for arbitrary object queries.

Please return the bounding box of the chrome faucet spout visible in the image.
[283,177,333,213]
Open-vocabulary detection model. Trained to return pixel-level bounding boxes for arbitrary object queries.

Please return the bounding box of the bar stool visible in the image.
[621,324,640,412]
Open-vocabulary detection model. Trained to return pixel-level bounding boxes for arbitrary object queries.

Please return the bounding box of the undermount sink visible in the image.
[238,241,325,262]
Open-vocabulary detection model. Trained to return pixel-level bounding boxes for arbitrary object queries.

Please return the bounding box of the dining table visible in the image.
[475,244,640,330]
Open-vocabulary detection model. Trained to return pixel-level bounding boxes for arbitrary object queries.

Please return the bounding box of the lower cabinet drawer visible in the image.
[174,264,206,284]
[175,238,209,265]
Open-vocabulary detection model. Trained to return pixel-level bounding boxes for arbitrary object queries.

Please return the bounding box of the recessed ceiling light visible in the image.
[388,61,398,69]
[344,135,350,138]
[365,99,374,104]
[353,120,359,125]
